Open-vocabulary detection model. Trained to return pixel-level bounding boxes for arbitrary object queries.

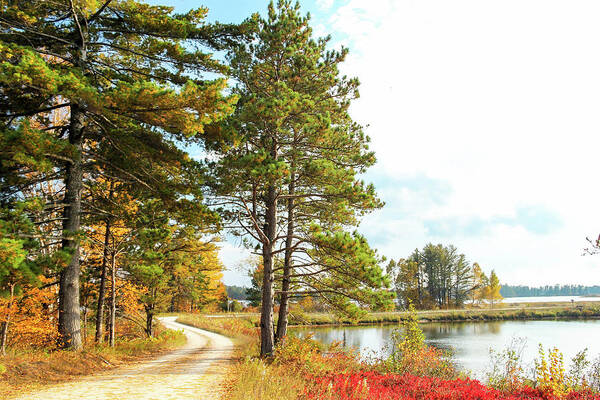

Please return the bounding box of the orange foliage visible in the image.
[2,277,59,349]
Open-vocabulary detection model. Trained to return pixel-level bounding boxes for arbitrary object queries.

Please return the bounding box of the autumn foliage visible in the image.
[303,372,600,400]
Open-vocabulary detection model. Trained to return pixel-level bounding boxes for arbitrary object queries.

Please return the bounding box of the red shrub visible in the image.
[303,372,600,400]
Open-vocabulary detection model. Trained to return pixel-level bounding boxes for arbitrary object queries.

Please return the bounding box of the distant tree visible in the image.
[451,254,472,307]
[245,260,264,308]
[499,284,600,297]
[392,258,420,309]
[419,244,472,308]
[471,263,488,305]
[124,199,223,337]
[226,285,249,300]
[487,270,503,308]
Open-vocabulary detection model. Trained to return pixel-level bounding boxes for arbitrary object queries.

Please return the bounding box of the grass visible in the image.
[176,313,259,358]
[285,302,600,326]
[223,359,305,400]
[196,302,600,329]
[0,326,186,399]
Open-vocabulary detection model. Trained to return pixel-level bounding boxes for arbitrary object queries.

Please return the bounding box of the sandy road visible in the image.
[13,317,234,400]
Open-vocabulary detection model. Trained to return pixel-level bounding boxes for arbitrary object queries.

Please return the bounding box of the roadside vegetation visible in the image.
[183,307,600,400]
[0,323,185,399]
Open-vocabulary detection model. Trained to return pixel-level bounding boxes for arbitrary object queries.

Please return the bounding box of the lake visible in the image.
[291,319,600,379]
[503,296,600,303]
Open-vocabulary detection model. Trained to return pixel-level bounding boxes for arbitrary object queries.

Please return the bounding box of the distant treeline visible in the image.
[501,285,600,298]
[226,285,249,300]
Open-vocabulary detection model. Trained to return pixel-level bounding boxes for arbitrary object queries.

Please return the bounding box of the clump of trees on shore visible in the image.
[387,243,502,309]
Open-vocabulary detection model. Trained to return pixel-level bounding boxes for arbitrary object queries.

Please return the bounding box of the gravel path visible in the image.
[14,317,234,400]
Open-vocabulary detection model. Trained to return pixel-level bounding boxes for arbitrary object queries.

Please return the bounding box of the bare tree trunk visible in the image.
[58,102,84,350]
[82,306,87,345]
[95,217,111,343]
[145,308,154,338]
[276,169,295,345]
[109,251,116,347]
[1,285,15,356]
[260,184,277,357]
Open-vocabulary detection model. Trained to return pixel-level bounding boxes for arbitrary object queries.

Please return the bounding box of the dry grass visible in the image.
[176,313,310,399]
[223,359,305,400]
[176,314,259,358]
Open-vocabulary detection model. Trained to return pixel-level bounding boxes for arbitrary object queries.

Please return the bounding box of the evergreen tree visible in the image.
[211,1,390,355]
[0,204,41,354]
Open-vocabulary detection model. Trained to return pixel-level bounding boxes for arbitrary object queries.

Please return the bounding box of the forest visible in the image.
[0,0,393,358]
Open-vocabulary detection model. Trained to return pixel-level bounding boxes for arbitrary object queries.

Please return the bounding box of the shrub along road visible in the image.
[12,317,234,400]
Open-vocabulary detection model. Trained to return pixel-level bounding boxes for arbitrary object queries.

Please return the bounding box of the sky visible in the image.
[156,0,599,287]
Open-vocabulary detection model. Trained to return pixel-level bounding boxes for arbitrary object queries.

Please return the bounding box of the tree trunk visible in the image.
[82,306,87,344]
[0,284,15,356]
[95,187,113,343]
[0,321,8,356]
[275,169,295,345]
[145,307,154,337]
[58,102,84,350]
[260,184,277,357]
[109,250,116,347]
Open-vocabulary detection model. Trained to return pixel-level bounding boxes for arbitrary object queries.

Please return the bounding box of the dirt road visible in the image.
[14,317,234,400]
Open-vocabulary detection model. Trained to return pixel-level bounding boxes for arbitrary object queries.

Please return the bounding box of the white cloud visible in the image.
[316,0,335,11]
[328,0,600,285]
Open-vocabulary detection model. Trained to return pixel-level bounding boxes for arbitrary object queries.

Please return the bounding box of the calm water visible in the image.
[504,296,600,303]
[291,320,600,379]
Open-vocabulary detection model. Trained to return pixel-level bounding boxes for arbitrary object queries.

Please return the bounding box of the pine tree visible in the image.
[211,1,390,356]
[0,203,41,354]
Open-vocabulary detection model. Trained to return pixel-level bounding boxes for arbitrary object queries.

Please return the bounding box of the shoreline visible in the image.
[288,315,600,329]
[284,302,600,327]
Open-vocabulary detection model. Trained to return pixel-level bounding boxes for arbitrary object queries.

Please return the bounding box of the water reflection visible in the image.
[291,320,600,379]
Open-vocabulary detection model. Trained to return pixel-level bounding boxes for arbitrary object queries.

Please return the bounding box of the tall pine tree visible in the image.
[211,1,390,356]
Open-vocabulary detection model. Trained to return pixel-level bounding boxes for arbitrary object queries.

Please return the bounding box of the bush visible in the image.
[273,335,362,376]
[304,372,600,400]
[486,337,528,391]
[377,303,455,379]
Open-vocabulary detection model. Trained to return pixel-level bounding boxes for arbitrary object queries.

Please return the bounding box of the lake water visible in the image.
[291,320,600,379]
[503,296,600,303]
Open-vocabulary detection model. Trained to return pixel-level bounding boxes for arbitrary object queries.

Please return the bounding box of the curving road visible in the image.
[14,317,234,400]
